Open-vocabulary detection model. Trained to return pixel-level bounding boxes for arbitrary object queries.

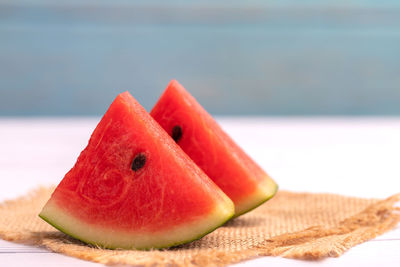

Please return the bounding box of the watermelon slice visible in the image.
[150,80,278,216]
[39,92,234,250]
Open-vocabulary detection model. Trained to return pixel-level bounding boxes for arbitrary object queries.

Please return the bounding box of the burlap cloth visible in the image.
[0,187,399,266]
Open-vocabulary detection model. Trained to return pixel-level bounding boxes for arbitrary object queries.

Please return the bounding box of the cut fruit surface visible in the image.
[151,80,278,216]
[39,92,234,249]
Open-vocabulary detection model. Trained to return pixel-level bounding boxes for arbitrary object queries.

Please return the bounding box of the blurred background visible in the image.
[1,0,400,116]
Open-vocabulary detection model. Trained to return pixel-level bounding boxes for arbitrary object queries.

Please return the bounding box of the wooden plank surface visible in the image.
[0,116,399,266]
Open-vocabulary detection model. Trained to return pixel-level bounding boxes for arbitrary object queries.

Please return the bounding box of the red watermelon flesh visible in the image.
[151,80,278,216]
[39,92,234,249]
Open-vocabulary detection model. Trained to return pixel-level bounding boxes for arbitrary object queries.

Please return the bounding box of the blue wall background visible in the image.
[1,0,399,116]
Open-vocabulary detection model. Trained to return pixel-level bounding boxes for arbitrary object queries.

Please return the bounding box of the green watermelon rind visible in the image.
[39,213,96,247]
[233,177,278,218]
[39,204,234,250]
[233,183,278,218]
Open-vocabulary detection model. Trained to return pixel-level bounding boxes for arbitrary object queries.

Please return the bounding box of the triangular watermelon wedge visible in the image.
[151,80,278,216]
[39,92,234,249]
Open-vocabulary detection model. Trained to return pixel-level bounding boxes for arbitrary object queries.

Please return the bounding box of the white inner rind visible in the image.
[234,176,278,216]
[39,198,234,250]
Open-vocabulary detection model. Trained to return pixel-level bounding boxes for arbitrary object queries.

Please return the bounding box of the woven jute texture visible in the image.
[1,187,399,266]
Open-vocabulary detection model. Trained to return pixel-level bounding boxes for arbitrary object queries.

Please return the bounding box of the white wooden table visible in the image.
[1,117,399,266]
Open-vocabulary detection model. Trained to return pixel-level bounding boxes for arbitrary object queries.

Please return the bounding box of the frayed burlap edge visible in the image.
[255,193,400,260]
[190,194,400,266]
[0,188,399,267]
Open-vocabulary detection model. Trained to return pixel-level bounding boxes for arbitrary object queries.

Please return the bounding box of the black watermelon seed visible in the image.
[131,153,146,171]
[171,125,182,143]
